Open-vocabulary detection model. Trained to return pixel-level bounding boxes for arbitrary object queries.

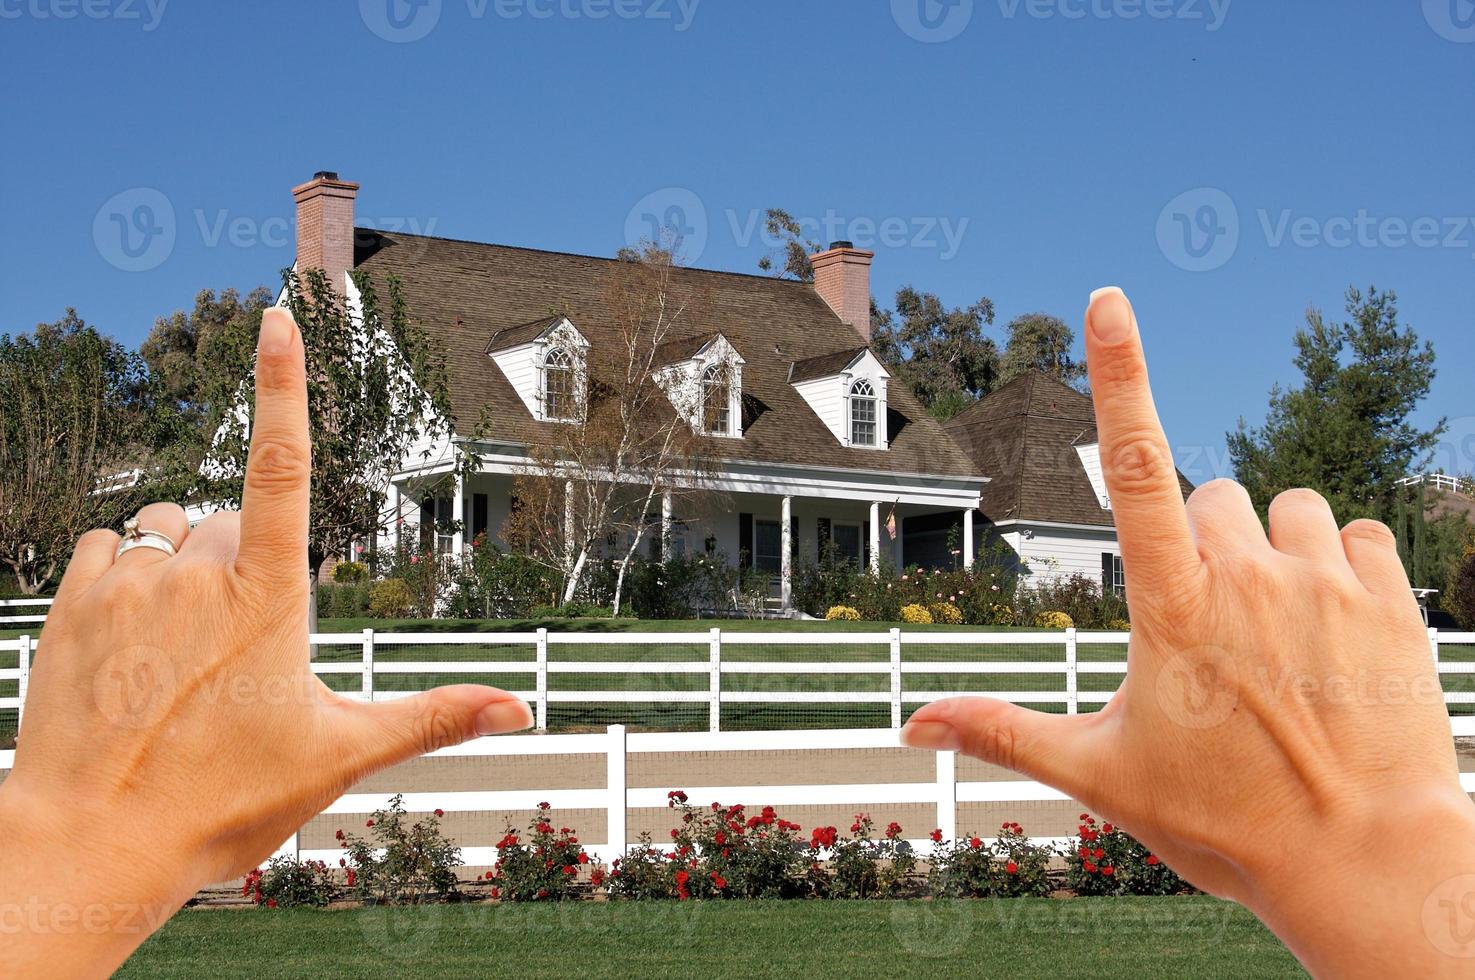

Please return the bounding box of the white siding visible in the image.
[792,375,847,443]
[490,341,541,418]
[1016,524,1119,586]
[1074,443,1110,510]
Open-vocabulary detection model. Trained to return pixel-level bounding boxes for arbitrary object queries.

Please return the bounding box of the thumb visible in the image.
[336,686,534,775]
[902,697,1102,797]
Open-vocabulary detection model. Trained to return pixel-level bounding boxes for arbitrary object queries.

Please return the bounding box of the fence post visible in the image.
[535,628,549,730]
[1430,627,1441,665]
[361,628,375,702]
[16,635,31,732]
[1064,627,1079,716]
[889,628,902,729]
[708,628,723,733]
[606,724,627,862]
[936,749,957,842]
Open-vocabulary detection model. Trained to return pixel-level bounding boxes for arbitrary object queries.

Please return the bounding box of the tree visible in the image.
[1228,287,1442,525]
[499,242,721,614]
[756,208,821,282]
[872,286,998,420]
[200,268,464,618]
[998,312,1086,389]
[0,313,161,594]
[1450,552,1475,630]
[141,286,273,419]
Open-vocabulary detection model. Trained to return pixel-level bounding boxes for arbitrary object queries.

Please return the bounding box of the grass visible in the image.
[118,898,1305,979]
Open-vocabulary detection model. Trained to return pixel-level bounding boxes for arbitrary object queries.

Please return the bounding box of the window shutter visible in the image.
[472,493,489,539]
[863,520,871,568]
[1102,552,1113,593]
[739,513,753,569]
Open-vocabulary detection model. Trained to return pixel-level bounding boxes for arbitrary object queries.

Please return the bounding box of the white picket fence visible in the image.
[5,627,1475,735]
[0,598,51,626]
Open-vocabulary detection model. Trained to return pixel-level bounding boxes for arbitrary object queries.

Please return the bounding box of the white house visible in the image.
[287,172,987,609]
[939,371,1194,592]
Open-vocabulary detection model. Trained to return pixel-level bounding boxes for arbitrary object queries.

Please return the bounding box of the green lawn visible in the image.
[119,898,1304,979]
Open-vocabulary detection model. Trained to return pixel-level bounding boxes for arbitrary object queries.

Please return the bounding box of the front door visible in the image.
[754,519,782,577]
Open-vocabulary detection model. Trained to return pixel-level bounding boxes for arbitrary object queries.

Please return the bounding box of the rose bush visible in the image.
[1065,813,1190,897]
[489,802,595,901]
[337,795,462,903]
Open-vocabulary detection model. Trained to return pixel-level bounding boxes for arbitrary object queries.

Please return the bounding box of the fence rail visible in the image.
[0,597,52,626]
[6,627,1475,736]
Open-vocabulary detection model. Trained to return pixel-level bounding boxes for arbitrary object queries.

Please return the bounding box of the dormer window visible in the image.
[849,379,878,447]
[702,364,732,436]
[543,346,578,421]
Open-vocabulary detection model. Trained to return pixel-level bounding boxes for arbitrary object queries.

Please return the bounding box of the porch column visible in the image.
[962,507,975,570]
[388,482,402,552]
[780,495,793,609]
[869,500,881,576]
[661,491,673,561]
[451,473,465,555]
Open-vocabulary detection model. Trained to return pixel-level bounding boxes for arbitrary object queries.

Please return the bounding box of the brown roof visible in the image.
[788,347,868,383]
[485,314,564,353]
[352,230,979,479]
[651,331,720,367]
[944,372,1192,527]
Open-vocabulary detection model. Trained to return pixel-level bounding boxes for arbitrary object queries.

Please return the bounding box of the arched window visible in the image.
[849,378,878,447]
[543,347,576,420]
[701,364,732,435]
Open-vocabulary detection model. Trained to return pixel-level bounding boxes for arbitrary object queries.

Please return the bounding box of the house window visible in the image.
[702,364,732,436]
[830,521,863,565]
[421,495,454,553]
[1104,553,1126,595]
[543,346,577,421]
[753,519,782,574]
[849,379,878,447]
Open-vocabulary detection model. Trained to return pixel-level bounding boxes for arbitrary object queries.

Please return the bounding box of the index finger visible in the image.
[235,306,311,585]
[1084,287,1201,602]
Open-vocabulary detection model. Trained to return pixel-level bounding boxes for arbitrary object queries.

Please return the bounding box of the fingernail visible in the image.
[900,721,962,752]
[1087,286,1133,345]
[475,699,534,736]
[259,307,295,354]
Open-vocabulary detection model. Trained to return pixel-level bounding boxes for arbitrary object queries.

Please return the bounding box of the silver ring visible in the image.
[116,517,178,560]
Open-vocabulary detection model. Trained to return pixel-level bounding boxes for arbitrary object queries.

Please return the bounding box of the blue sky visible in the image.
[2,0,1472,481]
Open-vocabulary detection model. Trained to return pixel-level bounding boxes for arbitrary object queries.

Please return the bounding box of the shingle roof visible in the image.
[485,314,564,353]
[651,331,720,367]
[788,347,868,383]
[352,230,979,479]
[943,372,1192,527]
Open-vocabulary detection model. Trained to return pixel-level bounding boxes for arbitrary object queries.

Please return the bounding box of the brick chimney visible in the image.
[809,241,875,344]
[292,171,359,295]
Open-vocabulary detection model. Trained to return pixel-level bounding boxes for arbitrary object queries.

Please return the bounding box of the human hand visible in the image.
[901,287,1475,977]
[0,307,532,976]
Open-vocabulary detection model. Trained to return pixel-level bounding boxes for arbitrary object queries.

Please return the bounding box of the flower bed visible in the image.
[242,797,1193,908]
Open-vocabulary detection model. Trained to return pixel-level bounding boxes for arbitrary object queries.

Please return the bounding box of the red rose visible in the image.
[1102,865,1115,876]
[563,865,575,875]
[1094,848,1105,860]
[578,852,590,864]
[930,829,943,843]
[267,899,277,909]
[711,873,727,889]
[1102,823,1114,834]
[434,808,444,818]
[346,870,356,887]
[1146,855,1161,866]
[1006,861,1018,874]
[366,820,374,827]
[490,887,501,899]
[485,871,494,880]
[335,830,345,841]
[969,837,982,850]
[675,870,690,886]
[1083,862,1097,874]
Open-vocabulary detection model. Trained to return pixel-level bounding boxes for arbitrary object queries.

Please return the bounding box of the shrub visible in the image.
[607,835,680,900]
[1033,610,1073,630]
[337,795,462,903]
[899,603,933,624]
[491,803,594,901]
[1064,814,1190,897]
[333,560,369,584]
[1105,618,1132,631]
[242,856,336,908]
[1017,573,1128,629]
[368,579,415,619]
[1449,553,1475,631]
[318,581,370,619]
[928,602,963,625]
[928,823,1052,898]
[446,544,559,619]
[822,814,916,899]
[825,605,861,621]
